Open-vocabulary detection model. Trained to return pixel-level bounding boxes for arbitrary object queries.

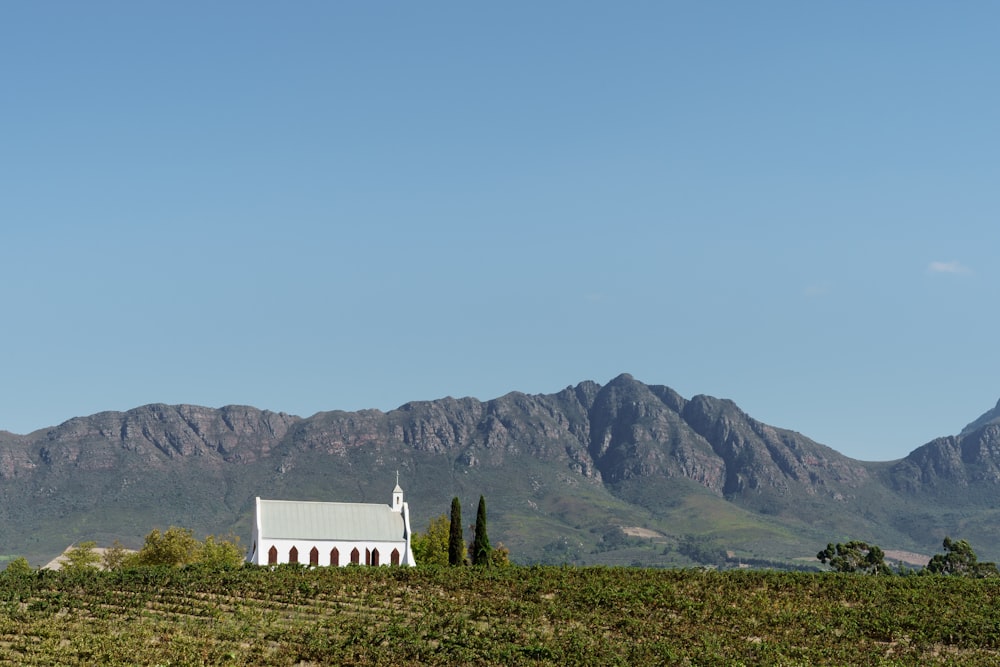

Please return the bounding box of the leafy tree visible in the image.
[102,540,134,571]
[491,542,511,567]
[61,541,103,572]
[103,532,242,570]
[596,526,631,552]
[470,495,492,566]
[448,497,464,566]
[817,540,891,575]
[678,535,728,567]
[411,513,450,566]
[133,527,245,568]
[4,557,32,575]
[134,527,201,567]
[926,537,999,577]
[199,534,244,568]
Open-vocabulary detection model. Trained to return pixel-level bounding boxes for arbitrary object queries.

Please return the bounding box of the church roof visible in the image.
[257,499,405,542]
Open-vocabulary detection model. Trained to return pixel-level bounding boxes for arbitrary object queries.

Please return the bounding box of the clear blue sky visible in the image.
[3,3,998,461]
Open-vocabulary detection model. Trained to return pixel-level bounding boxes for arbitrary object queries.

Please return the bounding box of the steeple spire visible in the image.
[392,472,403,511]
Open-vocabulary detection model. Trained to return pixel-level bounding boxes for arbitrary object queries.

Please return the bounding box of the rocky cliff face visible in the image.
[262,374,871,506]
[1,374,872,503]
[21,404,299,473]
[961,399,1000,436]
[889,422,1000,492]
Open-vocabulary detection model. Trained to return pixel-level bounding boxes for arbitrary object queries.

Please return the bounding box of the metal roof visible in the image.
[257,499,405,542]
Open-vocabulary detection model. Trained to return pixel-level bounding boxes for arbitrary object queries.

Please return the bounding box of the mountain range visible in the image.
[3,373,1000,568]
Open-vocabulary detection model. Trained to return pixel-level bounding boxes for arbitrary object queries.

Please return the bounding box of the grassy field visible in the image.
[2,565,1000,665]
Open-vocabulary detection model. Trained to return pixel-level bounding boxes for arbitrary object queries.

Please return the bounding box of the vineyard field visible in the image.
[1,565,1000,665]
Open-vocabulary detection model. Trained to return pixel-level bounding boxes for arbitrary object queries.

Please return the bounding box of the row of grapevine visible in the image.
[1,565,999,664]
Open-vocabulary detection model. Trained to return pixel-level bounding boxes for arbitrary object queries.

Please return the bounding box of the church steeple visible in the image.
[392,471,403,512]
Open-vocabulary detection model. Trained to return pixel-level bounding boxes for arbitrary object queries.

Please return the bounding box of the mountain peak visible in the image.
[960,398,1000,436]
[607,372,637,385]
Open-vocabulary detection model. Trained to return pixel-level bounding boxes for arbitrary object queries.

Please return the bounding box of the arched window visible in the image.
[309,546,319,566]
[365,548,371,566]
[268,546,278,565]
[371,548,380,566]
[331,547,340,566]
[391,548,400,566]
[289,546,298,564]
[350,547,360,565]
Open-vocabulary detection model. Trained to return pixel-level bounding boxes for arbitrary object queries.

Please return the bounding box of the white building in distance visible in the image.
[248,483,415,567]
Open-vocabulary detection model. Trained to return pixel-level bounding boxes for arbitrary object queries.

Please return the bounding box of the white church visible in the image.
[247,481,416,567]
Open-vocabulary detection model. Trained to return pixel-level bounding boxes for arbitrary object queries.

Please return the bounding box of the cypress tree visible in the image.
[472,494,492,566]
[448,497,464,566]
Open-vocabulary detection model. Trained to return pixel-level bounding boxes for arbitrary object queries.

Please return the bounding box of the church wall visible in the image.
[249,493,417,567]
[252,537,411,567]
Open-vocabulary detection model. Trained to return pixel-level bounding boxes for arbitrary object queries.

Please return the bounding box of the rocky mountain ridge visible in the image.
[3,373,1000,566]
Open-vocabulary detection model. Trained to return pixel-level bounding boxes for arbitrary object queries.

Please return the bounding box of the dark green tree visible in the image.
[817,540,891,575]
[679,534,728,567]
[470,495,492,566]
[448,497,464,566]
[926,537,999,577]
